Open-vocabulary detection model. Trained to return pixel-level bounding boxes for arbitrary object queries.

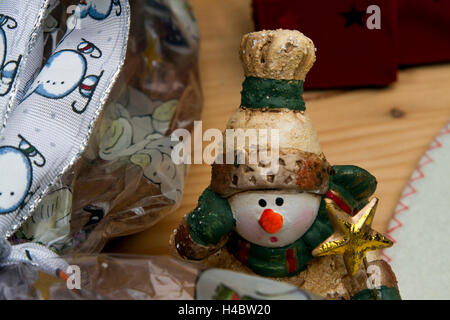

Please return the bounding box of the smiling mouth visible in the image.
[270,236,278,243]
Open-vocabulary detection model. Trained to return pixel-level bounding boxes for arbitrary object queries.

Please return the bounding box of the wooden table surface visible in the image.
[105,0,450,255]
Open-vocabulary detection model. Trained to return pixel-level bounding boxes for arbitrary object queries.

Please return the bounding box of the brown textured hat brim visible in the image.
[211,149,331,198]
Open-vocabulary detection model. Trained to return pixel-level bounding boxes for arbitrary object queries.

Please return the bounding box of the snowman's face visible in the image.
[29,50,86,99]
[228,191,321,248]
[0,28,6,66]
[0,147,32,214]
[80,0,114,19]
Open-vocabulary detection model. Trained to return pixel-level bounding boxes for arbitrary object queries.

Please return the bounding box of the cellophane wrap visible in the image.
[0,254,321,300]
[10,0,202,254]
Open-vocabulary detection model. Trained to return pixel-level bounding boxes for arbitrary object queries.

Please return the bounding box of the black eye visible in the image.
[10,192,14,196]
[275,197,284,206]
[258,199,267,207]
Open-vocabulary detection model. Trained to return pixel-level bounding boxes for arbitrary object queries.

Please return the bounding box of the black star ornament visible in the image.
[340,4,366,28]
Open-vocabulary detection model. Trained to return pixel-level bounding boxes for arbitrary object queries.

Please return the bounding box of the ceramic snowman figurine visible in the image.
[173,29,400,300]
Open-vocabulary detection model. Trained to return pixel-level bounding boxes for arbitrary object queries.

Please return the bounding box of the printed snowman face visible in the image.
[0,147,32,214]
[0,60,19,98]
[79,0,122,20]
[0,15,20,96]
[0,23,6,68]
[24,39,103,114]
[228,191,321,248]
[32,50,86,99]
[0,135,46,215]
[0,14,17,67]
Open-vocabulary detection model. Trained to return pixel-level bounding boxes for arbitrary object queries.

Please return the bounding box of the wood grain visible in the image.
[104,0,450,255]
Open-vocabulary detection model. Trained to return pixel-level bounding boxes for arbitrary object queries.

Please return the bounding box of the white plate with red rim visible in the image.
[383,121,450,300]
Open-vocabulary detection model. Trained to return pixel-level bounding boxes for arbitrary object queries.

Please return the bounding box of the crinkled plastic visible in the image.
[0,254,322,300]
[11,0,202,254]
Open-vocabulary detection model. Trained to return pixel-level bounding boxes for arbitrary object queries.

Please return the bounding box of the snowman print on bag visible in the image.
[0,135,46,214]
[99,98,183,203]
[24,39,104,114]
[61,0,122,46]
[78,0,122,20]
[0,14,21,97]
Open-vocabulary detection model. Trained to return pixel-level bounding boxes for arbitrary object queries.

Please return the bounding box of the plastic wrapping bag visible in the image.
[9,0,202,254]
[0,254,322,300]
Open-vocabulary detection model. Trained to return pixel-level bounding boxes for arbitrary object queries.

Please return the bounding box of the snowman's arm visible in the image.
[174,187,235,260]
[330,165,377,207]
[307,165,401,299]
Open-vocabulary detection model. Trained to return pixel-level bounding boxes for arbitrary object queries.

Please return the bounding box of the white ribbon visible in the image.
[0,0,130,279]
[0,1,56,128]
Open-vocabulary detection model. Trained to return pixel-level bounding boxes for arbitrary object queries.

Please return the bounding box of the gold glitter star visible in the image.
[312,198,393,276]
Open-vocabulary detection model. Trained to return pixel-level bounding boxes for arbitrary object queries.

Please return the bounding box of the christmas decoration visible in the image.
[398,0,450,65]
[252,0,450,88]
[252,0,398,88]
[172,29,400,300]
[312,198,393,276]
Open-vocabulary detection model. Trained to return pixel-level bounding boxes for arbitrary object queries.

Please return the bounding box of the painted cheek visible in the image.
[289,207,316,232]
[234,210,265,242]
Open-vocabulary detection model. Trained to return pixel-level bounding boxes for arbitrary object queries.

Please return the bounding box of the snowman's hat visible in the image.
[211,29,332,198]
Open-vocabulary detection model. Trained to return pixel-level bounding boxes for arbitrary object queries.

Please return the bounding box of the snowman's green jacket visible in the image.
[186,165,399,300]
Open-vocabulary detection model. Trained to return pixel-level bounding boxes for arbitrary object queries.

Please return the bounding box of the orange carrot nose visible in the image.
[259,209,283,234]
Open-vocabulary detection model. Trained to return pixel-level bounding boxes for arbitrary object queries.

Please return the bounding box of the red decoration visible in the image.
[398,0,450,65]
[252,0,450,89]
[286,248,298,274]
[253,0,398,89]
[237,238,251,264]
[325,191,353,215]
